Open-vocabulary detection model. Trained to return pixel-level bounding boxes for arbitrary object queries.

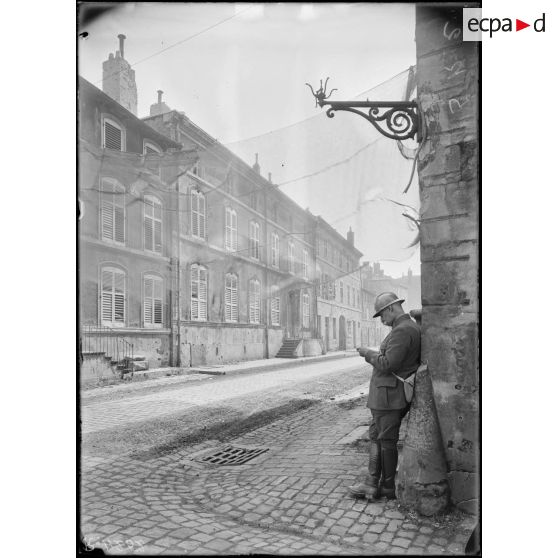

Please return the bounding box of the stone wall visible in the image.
[179,324,284,366]
[415,5,479,513]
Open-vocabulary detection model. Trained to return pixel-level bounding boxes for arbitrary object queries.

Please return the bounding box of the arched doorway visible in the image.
[339,315,346,350]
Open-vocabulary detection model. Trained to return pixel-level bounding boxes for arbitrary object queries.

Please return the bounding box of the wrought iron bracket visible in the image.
[306,78,423,142]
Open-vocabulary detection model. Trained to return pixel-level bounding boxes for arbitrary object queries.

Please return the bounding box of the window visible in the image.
[333,317,337,339]
[271,287,280,326]
[144,195,162,253]
[302,250,308,279]
[325,317,329,338]
[102,117,125,151]
[317,315,321,336]
[340,281,344,304]
[271,233,279,268]
[191,264,208,321]
[250,221,260,260]
[302,292,310,328]
[144,275,163,326]
[192,161,204,179]
[143,140,161,154]
[324,241,329,259]
[225,273,238,322]
[225,207,238,251]
[191,189,206,239]
[288,242,295,273]
[100,267,125,326]
[100,178,125,244]
[249,279,261,324]
[348,321,353,337]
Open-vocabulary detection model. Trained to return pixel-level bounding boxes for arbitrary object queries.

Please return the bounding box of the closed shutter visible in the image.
[101,269,113,322]
[101,181,125,243]
[199,267,207,320]
[153,277,163,324]
[104,120,122,150]
[199,194,206,239]
[154,202,162,252]
[101,268,125,325]
[249,280,260,324]
[144,276,154,323]
[144,196,162,252]
[191,191,199,237]
[231,210,237,250]
[271,292,280,326]
[191,265,207,321]
[225,274,238,322]
[225,208,237,251]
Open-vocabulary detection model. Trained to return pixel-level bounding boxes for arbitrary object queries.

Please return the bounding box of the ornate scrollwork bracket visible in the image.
[306,78,422,142]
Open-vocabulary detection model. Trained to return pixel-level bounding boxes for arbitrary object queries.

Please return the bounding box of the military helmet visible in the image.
[373,292,405,318]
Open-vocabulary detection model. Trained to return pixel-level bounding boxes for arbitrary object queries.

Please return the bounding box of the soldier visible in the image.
[349,292,421,500]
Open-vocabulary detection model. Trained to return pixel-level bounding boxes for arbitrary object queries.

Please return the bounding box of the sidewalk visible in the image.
[82,350,361,399]
[81,395,476,555]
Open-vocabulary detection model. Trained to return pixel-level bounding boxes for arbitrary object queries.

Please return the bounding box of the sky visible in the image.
[78,2,420,276]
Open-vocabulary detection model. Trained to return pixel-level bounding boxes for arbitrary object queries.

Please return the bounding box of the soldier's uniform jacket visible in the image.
[365,314,421,411]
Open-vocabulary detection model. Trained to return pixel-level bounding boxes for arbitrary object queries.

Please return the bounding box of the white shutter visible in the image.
[225,273,238,322]
[191,191,199,237]
[191,266,199,320]
[114,205,125,243]
[101,198,114,241]
[231,210,237,250]
[101,270,113,322]
[249,280,260,324]
[225,209,231,250]
[153,278,163,324]
[101,268,125,325]
[199,267,207,320]
[231,275,238,322]
[271,291,280,326]
[199,194,206,239]
[144,277,154,324]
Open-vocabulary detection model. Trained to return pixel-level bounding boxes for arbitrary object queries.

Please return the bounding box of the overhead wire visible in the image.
[93,4,255,86]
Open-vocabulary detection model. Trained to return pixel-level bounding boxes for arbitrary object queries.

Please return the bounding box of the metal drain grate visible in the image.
[199,445,269,465]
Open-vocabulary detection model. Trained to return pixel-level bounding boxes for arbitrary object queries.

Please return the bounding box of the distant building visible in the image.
[360,262,410,346]
[314,221,363,352]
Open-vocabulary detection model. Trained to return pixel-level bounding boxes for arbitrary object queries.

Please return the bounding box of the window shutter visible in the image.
[231,275,238,322]
[191,191,199,237]
[231,211,237,250]
[113,271,125,323]
[101,270,113,322]
[153,278,163,324]
[101,198,114,241]
[199,267,207,320]
[114,205,125,243]
[271,292,280,326]
[104,121,122,150]
[199,194,206,239]
[191,266,199,320]
[144,277,153,324]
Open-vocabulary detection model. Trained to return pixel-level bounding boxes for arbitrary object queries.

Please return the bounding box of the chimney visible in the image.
[347,226,354,246]
[150,89,171,116]
[102,34,138,115]
[268,172,272,183]
[118,33,126,57]
[253,153,260,175]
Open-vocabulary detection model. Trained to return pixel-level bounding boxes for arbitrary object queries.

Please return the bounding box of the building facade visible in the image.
[81,36,373,374]
[314,220,363,352]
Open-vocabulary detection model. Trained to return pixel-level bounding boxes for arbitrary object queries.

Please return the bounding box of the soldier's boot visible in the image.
[348,441,382,499]
[374,447,398,500]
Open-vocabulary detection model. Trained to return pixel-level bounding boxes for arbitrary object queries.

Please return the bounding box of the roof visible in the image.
[78,76,182,151]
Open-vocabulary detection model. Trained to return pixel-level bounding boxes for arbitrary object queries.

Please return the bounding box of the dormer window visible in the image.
[143,140,161,154]
[102,116,125,151]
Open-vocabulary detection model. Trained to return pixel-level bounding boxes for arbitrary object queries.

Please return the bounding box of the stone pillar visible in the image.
[415,5,479,513]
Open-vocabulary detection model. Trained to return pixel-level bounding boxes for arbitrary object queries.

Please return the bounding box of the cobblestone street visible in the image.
[81,397,475,555]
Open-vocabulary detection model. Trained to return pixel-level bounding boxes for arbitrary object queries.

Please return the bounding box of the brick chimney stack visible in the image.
[102,34,138,115]
[253,153,261,175]
[149,89,171,116]
[347,226,354,246]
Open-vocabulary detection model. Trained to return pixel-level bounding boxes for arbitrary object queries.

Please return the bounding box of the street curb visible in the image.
[190,351,361,378]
